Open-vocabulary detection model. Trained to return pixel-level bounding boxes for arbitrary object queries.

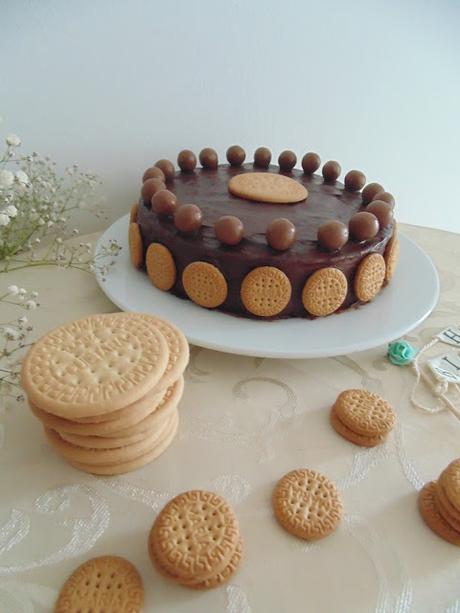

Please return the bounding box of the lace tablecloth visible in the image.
[1,223,459,613]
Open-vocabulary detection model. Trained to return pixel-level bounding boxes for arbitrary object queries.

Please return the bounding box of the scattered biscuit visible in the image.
[150,490,242,585]
[272,468,342,540]
[330,388,395,446]
[54,555,143,613]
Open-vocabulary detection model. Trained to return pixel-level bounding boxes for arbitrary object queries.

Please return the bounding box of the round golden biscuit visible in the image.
[182,261,228,308]
[228,172,308,204]
[384,232,399,282]
[21,312,169,418]
[54,555,143,613]
[130,202,139,223]
[151,490,240,582]
[129,221,144,268]
[302,267,348,317]
[146,243,177,291]
[241,266,291,317]
[354,253,386,302]
[272,468,343,540]
[418,481,460,546]
[332,388,396,438]
[330,408,386,447]
[439,459,460,512]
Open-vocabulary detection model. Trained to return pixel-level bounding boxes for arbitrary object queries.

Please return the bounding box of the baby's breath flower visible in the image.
[15,170,29,184]
[2,326,19,340]
[0,213,9,226]
[0,170,14,189]
[7,285,19,295]
[6,134,21,147]
[25,299,37,310]
[18,288,26,296]
[5,205,18,218]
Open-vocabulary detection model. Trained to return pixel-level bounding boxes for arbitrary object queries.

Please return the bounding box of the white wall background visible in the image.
[1,0,459,234]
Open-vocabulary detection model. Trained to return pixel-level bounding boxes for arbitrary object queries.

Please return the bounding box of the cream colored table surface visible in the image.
[0,223,459,613]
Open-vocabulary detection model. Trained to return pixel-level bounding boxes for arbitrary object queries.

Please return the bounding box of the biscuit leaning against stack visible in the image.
[21,312,189,475]
[148,490,244,589]
[419,459,460,546]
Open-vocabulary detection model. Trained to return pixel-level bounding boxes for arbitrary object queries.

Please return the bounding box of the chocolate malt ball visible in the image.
[174,204,203,233]
[177,150,197,173]
[317,220,349,250]
[155,159,175,181]
[366,200,394,227]
[349,211,379,241]
[141,178,166,203]
[373,191,395,208]
[266,218,296,251]
[362,182,384,204]
[322,161,341,182]
[199,148,218,170]
[214,215,244,246]
[152,189,178,217]
[344,170,366,192]
[302,152,321,174]
[278,150,297,172]
[142,166,165,182]
[226,145,246,166]
[254,147,272,168]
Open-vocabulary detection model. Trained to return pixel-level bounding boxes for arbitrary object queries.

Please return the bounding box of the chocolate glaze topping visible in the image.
[137,163,393,318]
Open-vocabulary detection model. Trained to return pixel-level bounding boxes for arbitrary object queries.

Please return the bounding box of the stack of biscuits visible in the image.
[21,312,189,475]
[330,388,396,447]
[148,490,244,589]
[419,459,460,546]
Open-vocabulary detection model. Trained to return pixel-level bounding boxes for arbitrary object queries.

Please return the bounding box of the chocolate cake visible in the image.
[128,146,398,319]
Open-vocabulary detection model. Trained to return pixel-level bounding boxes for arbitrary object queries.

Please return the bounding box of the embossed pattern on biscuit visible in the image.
[333,389,395,438]
[302,267,348,317]
[149,534,243,589]
[54,555,144,613]
[182,261,228,308]
[146,243,177,291]
[241,266,292,317]
[272,468,342,540]
[21,313,169,417]
[354,253,386,302]
[152,490,240,582]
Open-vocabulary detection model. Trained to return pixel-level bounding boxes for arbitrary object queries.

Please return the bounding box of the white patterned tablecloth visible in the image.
[0,223,459,613]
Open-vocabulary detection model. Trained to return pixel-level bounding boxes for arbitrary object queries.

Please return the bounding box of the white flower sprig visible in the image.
[0,284,39,410]
[0,125,121,276]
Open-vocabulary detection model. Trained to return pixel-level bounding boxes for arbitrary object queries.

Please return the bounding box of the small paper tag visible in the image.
[437,326,460,347]
[428,352,460,383]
